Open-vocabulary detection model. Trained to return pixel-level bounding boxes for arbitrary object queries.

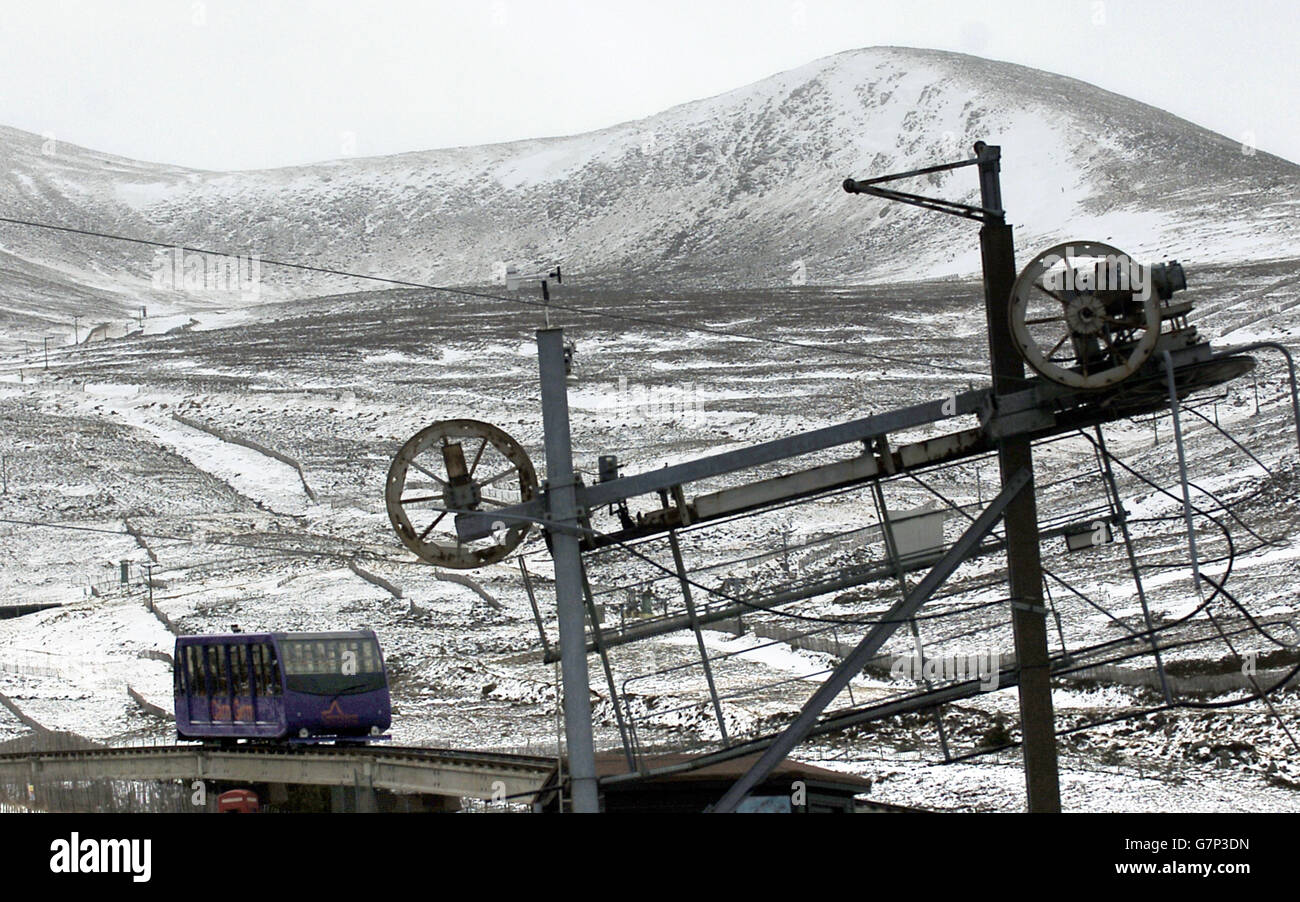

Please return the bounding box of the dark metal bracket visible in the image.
[842,149,1002,223]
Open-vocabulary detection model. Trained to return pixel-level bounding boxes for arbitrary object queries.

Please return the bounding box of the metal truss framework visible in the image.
[458,143,1274,813]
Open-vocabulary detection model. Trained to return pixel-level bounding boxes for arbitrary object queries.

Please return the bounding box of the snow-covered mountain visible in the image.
[1,45,1297,333]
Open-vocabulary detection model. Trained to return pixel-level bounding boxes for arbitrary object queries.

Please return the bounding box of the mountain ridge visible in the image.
[1,45,1297,343]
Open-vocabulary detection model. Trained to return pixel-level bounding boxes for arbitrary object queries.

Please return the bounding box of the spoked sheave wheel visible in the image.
[1009,241,1161,390]
[385,419,538,569]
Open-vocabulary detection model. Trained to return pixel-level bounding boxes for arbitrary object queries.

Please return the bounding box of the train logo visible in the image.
[320,700,361,726]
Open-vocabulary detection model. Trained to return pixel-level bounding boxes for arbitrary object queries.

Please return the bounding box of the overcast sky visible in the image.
[1,0,1296,170]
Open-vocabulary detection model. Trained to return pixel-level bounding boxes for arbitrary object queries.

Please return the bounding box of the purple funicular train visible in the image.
[174,630,392,743]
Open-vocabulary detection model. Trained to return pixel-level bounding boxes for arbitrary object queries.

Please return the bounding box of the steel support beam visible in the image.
[710,466,1030,812]
[1092,426,1172,704]
[578,564,636,769]
[456,387,991,540]
[581,389,987,509]
[668,529,730,747]
[455,343,1228,547]
[977,143,1060,813]
[537,327,600,812]
[1163,350,1203,599]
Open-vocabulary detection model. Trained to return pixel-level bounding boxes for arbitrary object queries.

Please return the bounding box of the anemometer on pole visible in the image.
[504,262,562,328]
[504,261,576,374]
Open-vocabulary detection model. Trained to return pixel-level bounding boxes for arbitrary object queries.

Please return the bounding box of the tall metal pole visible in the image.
[537,327,600,812]
[975,142,1061,812]
[1093,425,1172,704]
[518,557,554,660]
[1162,350,1204,601]
[667,529,730,747]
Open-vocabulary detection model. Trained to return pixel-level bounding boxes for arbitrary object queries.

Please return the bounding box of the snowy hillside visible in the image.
[3,259,1299,811]
[1,45,1298,346]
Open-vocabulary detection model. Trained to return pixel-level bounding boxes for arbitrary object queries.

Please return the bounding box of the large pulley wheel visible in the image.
[1009,241,1161,390]
[385,419,537,569]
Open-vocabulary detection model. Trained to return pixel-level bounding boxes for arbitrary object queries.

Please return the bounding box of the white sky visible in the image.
[1,0,1297,170]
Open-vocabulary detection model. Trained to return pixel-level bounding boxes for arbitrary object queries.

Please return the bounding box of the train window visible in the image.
[232,644,250,697]
[279,637,385,695]
[267,646,283,696]
[251,644,264,695]
[211,645,228,696]
[360,639,379,673]
[281,639,380,675]
[196,647,207,694]
[253,644,281,696]
[282,641,303,674]
[247,644,258,694]
[226,645,238,694]
[190,646,207,696]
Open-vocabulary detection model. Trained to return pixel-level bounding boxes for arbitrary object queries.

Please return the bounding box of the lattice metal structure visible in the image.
[386,142,1296,812]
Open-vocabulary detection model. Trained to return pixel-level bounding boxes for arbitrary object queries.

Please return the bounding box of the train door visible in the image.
[251,642,283,728]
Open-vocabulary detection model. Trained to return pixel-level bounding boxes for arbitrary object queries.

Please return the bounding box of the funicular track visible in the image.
[0,741,557,802]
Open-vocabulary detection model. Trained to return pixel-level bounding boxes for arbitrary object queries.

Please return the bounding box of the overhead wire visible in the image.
[0,213,1012,383]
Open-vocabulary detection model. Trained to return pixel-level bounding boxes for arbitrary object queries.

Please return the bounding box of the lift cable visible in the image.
[0,213,1016,384]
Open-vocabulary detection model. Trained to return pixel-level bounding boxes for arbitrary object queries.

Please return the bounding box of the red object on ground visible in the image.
[217,789,260,813]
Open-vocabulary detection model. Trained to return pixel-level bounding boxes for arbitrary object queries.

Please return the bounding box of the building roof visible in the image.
[569,751,875,791]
